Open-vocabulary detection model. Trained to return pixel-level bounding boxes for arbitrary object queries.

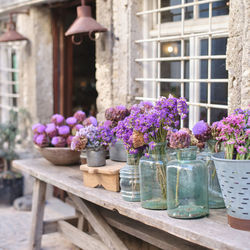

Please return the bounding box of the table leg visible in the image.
[29,179,47,250]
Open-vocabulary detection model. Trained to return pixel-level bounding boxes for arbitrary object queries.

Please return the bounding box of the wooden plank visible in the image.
[58,220,109,250]
[100,208,206,250]
[68,193,128,250]
[13,158,250,250]
[29,179,47,250]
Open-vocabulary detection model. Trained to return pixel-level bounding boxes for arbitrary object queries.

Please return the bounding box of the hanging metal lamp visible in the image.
[65,0,107,45]
[0,13,28,43]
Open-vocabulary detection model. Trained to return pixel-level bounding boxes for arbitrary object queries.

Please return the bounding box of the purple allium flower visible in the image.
[32,123,46,134]
[35,134,49,147]
[192,120,211,142]
[66,117,77,128]
[66,135,74,147]
[51,136,66,147]
[45,123,58,138]
[58,125,70,138]
[33,133,39,143]
[83,116,98,127]
[169,130,191,149]
[73,110,86,122]
[51,114,65,126]
[72,124,84,136]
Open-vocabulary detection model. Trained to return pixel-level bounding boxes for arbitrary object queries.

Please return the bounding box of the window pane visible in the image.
[211,108,227,123]
[211,82,228,105]
[184,40,190,56]
[185,0,193,20]
[200,107,207,122]
[199,0,229,18]
[200,60,208,79]
[184,61,189,79]
[161,61,181,78]
[184,82,189,101]
[211,59,227,79]
[161,0,181,23]
[160,82,181,97]
[161,41,181,57]
[212,37,227,55]
[200,83,207,103]
[200,39,208,55]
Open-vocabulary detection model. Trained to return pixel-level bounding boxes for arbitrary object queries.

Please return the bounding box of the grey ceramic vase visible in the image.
[212,152,250,231]
[109,139,127,162]
[86,148,106,167]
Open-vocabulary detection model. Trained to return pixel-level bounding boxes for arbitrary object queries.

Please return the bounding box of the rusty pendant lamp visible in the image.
[65,0,107,45]
[0,14,28,43]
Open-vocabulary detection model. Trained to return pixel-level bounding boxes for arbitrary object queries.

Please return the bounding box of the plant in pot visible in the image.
[71,124,110,167]
[135,96,188,210]
[0,110,23,205]
[32,111,90,166]
[114,101,151,201]
[212,108,250,231]
[105,105,130,162]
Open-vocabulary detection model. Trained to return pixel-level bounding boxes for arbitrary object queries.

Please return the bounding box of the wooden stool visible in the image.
[80,160,125,192]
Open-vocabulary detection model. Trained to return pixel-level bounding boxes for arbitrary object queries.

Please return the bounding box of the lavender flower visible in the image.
[51,136,66,147]
[83,116,98,127]
[169,130,191,149]
[32,123,46,134]
[58,125,70,138]
[35,134,49,147]
[51,114,64,126]
[66,117,77,128]
[45,123,57,138]
[73,110,86,122]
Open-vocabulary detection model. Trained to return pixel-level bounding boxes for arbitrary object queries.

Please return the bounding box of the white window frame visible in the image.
[135,0,229,128]
[0,43,20,123]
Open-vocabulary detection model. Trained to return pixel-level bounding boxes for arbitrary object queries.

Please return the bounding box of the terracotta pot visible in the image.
[36,146,80,166]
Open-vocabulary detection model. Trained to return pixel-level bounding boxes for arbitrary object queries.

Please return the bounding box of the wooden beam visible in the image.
[29,179,47,250]
[58,220,109,250]
[68,193,128,250]
[100,208,205,250]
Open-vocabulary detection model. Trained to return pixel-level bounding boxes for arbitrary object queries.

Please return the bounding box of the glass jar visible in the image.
[120,153,141,202]
[197,140,225,209]
[139,142,167,210]
[167,147,209,219]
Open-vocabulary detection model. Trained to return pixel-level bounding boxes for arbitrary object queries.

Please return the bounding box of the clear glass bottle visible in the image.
[120,153,140,202]
[197,139,225,208]
[139,142,167,210]
[167,147,209,219]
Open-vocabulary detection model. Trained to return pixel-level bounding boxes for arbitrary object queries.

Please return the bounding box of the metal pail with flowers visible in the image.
[213,152,250,231]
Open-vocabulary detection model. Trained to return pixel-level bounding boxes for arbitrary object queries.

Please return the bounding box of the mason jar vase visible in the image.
[167,147,209,219]
[139,142,167,210]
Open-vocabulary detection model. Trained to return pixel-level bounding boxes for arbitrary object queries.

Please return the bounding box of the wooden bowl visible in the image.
[35,146,80,166]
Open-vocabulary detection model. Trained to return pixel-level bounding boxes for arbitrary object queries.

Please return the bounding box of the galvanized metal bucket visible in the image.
[109,139,127,162]
[212,152,250,231]
[86,148,106,167]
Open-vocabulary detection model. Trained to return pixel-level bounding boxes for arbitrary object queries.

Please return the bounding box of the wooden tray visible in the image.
[80,160,125,192]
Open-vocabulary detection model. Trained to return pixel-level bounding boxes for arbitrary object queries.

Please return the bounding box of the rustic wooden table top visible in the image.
[13,158,250,250]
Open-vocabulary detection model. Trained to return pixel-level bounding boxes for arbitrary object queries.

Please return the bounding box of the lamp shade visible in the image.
[65,3,107,41]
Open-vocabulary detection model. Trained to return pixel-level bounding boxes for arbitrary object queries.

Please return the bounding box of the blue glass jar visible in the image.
[120,153,140,202]
[167,147,209,219]
[197,140,225,208]
[139,142,167,210]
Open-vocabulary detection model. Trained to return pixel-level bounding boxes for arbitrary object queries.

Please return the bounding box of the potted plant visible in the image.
[212,108,250,231]
[0,110,23,205]
[71,124,110,167]
[105,105,130,162]
[32,111,92,166]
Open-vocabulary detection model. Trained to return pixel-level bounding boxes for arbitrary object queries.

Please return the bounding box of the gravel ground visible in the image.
[0,198,77,250]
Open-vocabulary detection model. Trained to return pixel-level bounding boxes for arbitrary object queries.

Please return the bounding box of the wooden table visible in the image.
[13,158,250,250]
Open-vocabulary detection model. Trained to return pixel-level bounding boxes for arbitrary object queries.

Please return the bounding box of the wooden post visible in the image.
[29,179,47,250]
[68,193,128,250]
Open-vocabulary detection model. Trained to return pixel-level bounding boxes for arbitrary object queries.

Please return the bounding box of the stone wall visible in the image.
[96,0,143,121]
[227,0,250,113]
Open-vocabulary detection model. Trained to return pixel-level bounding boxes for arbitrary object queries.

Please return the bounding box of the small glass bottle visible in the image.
[197,139,225,208]
[167,147,209,219]
[139,142,167,210]
[120,153,140,202]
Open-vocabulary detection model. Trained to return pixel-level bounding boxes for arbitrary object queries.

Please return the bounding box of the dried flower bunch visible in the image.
[32,111,97,148]
[216,108,250,160]
[105,105,130,128]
